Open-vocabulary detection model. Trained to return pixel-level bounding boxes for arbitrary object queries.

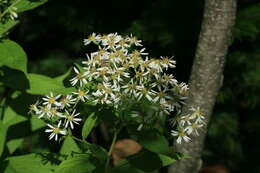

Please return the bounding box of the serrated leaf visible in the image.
[0,20,19,38]
[55,154,96,173]
[60,136,81,156]
[82,112,97,140]
[0,39,27,72]
[6,153,55,173]
[16,0,48,13]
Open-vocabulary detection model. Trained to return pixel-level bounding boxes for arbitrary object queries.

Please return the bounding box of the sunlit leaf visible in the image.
[82,112,97,140]
[16,0,48,13]
[0,40,27,73]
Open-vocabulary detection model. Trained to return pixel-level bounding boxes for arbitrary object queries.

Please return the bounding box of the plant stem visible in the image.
[105,129,118,173]
[71,135,90,144]
[0,97,6,120]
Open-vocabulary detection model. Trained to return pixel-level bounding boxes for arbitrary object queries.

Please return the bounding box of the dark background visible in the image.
[9,0,260,172]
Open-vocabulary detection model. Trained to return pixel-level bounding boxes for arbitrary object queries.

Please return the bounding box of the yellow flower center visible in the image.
[79,90,85,96]
[53,128,60,134]
[67,116,73,121]
[48,97,56,104]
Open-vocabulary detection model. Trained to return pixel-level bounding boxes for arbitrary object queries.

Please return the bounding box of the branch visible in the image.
[168,0,237,173]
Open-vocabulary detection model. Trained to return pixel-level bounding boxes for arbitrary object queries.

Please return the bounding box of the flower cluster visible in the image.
[30,33,204,143]
[170,107,205,144]
[29,93,81,141]
[79,33,186,113]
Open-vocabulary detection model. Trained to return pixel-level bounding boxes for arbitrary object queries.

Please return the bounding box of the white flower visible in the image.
[92,90,113,104]
[185,122,203,136]
[136,85,155,102]
[42,92,61,107]
[84,33,101,45]
[38,106,51,119]
[160,56,176,69]
[189,107,205,123]
[49,107,65,118]
[45,121,66,141]
[70,67,87,86]
[171,129,191,144]
[9,7,18,20]
[29,100,40,114]
[153,86,172,103]
[122,79,138,96]
[126,34,142,46]
[73,89,89,102]
[64,110,81,129]
[60,95,77,109]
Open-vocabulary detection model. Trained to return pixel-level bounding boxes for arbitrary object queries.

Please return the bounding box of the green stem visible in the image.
[71,135,90,144]
[0,97,6,120]
[105,129,118,173]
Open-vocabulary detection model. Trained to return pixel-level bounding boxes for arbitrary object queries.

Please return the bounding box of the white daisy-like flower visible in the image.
[73,89,89,102]
[60,95,77,109]
[126,34,142,46]
[49,107,65,118]
[185,122,203,136]
[64,109,82,129]
[42,92,61,107]
[160,56,176,69]
[83,33,101,45]
[45,121,66,141]
[92,90,112,105]
[29,100,40,114]
[122,79,138,96]
[171,128,191,144]
[136,85,155,102]
[189,107,205,123]
[70,67,87,86]
[153,86,172,103]
[38,106,51,119]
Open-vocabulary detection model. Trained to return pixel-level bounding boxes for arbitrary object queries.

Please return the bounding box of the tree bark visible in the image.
[168,0,237,173]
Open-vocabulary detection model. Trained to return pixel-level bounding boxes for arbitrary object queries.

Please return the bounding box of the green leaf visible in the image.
[55,154,96,173]
[30,115,46,131]
[158,154,177,166]
[7,138,24,154]
[26,73,75,95]
[113,150,177,172]
[0,20,19,38]
[82,112,97,140]
[6,153,55,173]
[16,0,48,13]
[60,136,81,156]
[0,40,27,72]
[85,143,107,162]
[134,129,171,155]
[3,106,27,128]
[0,121,8,157]
[113,161,145,173]
[54,68,72,82]
[127,150,162,172]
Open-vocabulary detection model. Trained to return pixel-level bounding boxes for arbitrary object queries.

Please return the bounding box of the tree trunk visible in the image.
[168,0,237,173]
